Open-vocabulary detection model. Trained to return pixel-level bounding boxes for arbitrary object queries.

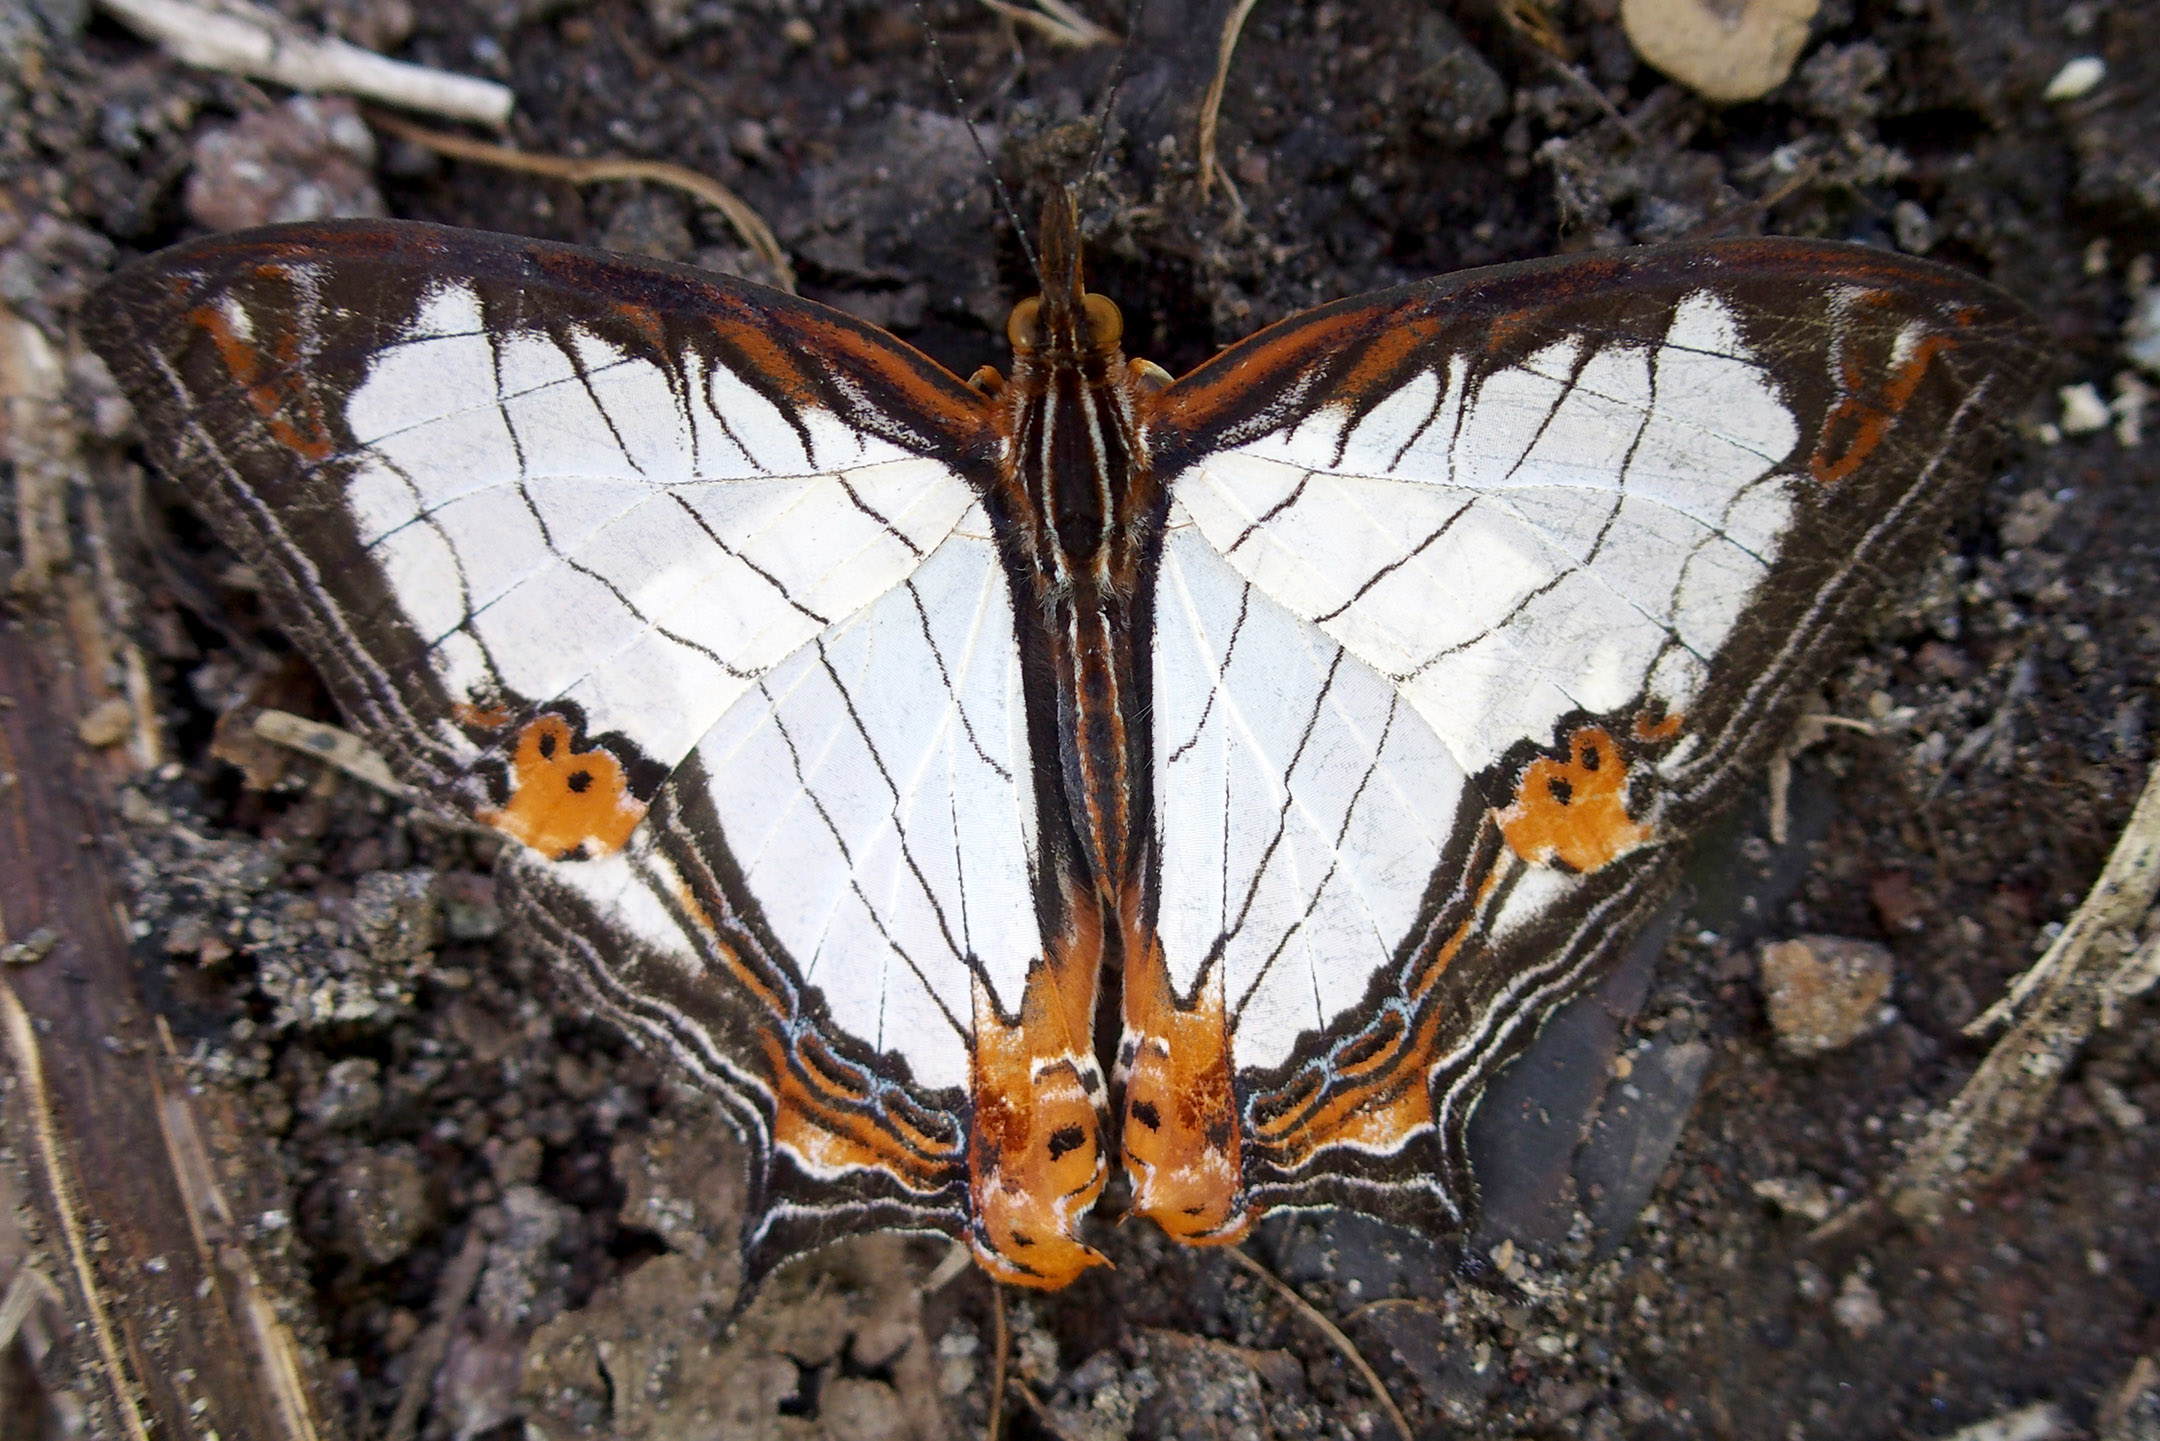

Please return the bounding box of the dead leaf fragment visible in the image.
[1621,0,1819,102]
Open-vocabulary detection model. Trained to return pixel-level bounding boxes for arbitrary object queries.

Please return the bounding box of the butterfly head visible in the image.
[1005,186,1126,365]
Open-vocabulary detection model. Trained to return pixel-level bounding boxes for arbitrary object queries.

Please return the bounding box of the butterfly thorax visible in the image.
[988,192,1166,905]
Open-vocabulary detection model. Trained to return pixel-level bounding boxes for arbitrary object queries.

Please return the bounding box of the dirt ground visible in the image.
[4,0,2160,1434]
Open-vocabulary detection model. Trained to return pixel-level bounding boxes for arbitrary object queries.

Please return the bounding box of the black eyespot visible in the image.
[1009,1229,1034,1247]
[1131,1100,1162,1130]
[1047,1124,1086,1160]
[1547,776,1573,805]
[1204,1119,1232,1150]
[537,730,558,759]
[566,769,594,793]
[1580,742,1601,771]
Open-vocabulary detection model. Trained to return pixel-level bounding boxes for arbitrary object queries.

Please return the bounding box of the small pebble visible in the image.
[1832,1271,1885,1337]
[1,927,59,966]
[76,697,133,748]
[2059,382,2111,434]
[1620,0,1819,102]
[2042,56,2105,101]
[2125,288,2160,378]
[1759,935,1895,1056]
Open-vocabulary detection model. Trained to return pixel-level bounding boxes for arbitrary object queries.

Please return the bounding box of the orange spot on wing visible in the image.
[477,714,645,860]
[1495,726,1648,872]
[1810,327,1954,486]
[187,303,335,462]
[1120,939,1250,1245]
[451,699,513,730]
[1633,709,1684,742]
[610,300,668,355]
[966,888,1111,1289]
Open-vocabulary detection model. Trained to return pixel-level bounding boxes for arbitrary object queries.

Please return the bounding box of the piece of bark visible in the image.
[0,602,339,1441]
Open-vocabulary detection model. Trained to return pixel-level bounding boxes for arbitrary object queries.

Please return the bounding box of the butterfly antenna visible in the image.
[914,0,1040,278]
[1079,0,1148,204]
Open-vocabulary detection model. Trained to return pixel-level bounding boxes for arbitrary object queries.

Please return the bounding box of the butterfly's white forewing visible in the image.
[1171,292,1798,782]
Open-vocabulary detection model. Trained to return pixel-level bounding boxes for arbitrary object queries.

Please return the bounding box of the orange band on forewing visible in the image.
[1633,709,1685,742]
[1495,726,1648,872]
[188,302,335,461]
[1811,323,1953,486]
[477,715,646,860]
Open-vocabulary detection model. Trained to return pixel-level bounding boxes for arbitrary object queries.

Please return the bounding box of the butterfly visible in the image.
[84,186,2044,1290]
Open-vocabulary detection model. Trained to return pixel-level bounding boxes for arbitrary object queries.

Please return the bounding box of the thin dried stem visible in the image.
[1196,0,1260,202]
[1886,761,2160,1225]
[986,1280,1011,1441]
[1226,1247,1413,1441]
[365,110,797,293]
[978,0,1116,46]
[384,1228,490,1441]
[99,0,512,123]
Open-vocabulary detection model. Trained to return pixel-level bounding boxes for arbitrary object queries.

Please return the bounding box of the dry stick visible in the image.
[0,980,154,1441]
[98,0,512,124]
[979,0,1116,46]
[1009,1374,1085,1441]
[365,110,798,294]
[1885,761,2160,1226]
[1195,0,1260,203]
[1226,1247,1413,1441]
[384,1227,490,1441]
[986,1280,1012,1441]
[151,1019,326,1441]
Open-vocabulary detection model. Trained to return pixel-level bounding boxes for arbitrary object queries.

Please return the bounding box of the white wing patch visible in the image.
[688,520,1033,1092]
[1175,290,1800,776]
[338,279,973,774]
[1154,520,1469,1073]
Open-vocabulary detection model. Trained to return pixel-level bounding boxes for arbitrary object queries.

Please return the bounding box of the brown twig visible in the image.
[1225,1248,1413,1441]
[1195,0,1260,202]
[986,1280,1011,1441]
[384,1227,490,1441]
[364,110,797,293]
[1538,50,1644,145]
[1684,156,1827,242]
[151,1018,326,1441]
[1009,1373,1085,1441]
[1886,761,2160,1225]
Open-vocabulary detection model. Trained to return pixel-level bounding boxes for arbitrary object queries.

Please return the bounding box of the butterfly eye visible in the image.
[1006,296,1043,353]
[1082,292,1123,351]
